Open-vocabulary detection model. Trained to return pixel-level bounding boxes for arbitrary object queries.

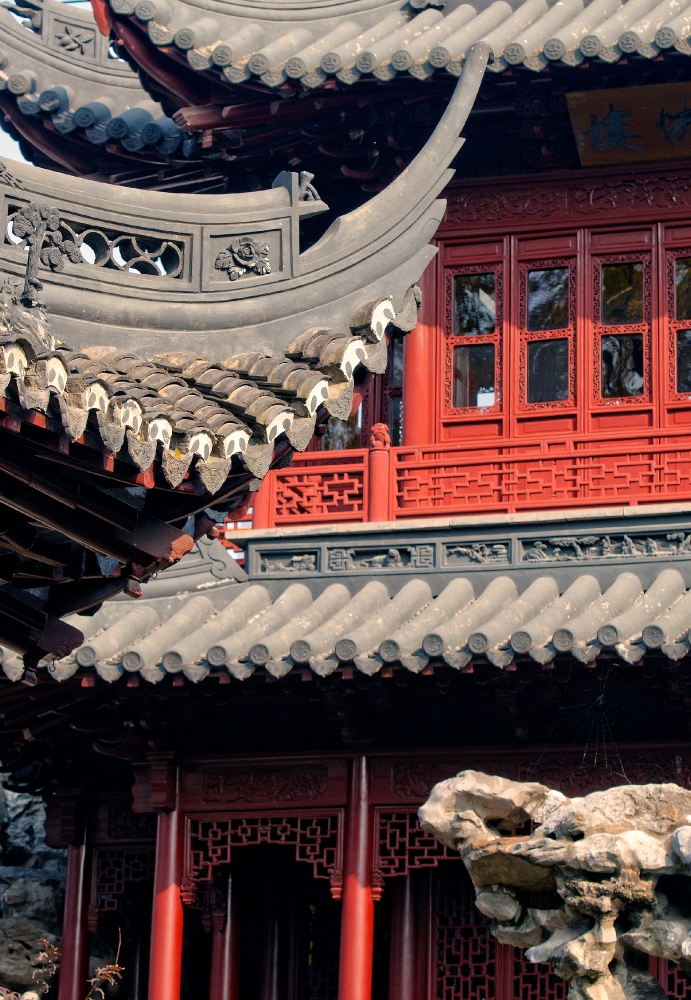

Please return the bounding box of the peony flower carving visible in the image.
[215,236,271,281]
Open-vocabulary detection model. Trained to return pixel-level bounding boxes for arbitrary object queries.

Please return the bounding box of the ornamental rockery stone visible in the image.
[420,771,691,1000]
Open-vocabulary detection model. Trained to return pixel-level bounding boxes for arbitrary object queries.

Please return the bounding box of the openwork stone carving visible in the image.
[420,771,691,1000]
[214,236,271,281]
[11,202,82,303]
[7,205,185,279]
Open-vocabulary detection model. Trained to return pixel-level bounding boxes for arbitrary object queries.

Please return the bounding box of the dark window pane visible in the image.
[527,267,569,331]
[323,405,361,449]
[527,339,569,403]
[453,344,495,408]
[601,262,643,325]
[601,334,644,397]
[389,396,403,446]
[677,258,691,320]
[390,337,404,388]
[677,331,691,392]
[454,273,496,335]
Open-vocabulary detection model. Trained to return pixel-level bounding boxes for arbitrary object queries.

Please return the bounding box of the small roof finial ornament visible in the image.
[11,202,82,306]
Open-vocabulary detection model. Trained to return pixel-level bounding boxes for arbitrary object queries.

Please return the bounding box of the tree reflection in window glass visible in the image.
[390,337,404,388]
[454,273,496,335]
[677,331,691,392]
[527,339,569,403]
[601,262,643,325]
[389,396,403,446]
[601,334,644,397]
[323,404,361,449]
[677,258,691,320]
[527,268,569,331]
[453,344,495,408]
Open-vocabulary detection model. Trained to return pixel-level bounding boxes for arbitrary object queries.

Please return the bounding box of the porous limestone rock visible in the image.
[420,772,691,1000]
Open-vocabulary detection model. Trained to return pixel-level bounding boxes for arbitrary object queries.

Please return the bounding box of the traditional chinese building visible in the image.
[4,0,691,998]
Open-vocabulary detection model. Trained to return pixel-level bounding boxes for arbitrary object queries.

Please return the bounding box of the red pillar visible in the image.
[149,786,184,1000]
[58,843,90,1000]
[368,423,391,522]
[209,873,240,1000]
[403,255,437,447]
[252,475,273,529]
[338,755,374,1000]
[388,875,417,1000]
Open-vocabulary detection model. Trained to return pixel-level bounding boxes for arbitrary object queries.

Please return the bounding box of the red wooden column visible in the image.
[252,475,273,529]
[149,771,184,1000]
[58,842,90,1000]
[368,423,391,522]
[402,254,437,447]
[338,754,374,1000]
[388,875,417,1000]
[209,872,240,1000]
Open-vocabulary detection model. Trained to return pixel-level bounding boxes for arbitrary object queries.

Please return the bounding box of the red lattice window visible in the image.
[433,864,567,1000]
[444,265,503,416]
[512,948,566,1000]
[87,848,156,931]
[184,811,344,899]
[666,249,691,404]
[433,862,497,1000]
[518,258,577,412]
[591,253,652,407]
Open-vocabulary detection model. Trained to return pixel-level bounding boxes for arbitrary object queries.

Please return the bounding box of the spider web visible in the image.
[527,663,632,786]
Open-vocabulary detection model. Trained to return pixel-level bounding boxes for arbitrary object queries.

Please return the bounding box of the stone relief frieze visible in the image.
[259,552,318,573]
[201,765,328,804]
[445,541,509,565]
[327,544,434,572]
[521,531,691,562]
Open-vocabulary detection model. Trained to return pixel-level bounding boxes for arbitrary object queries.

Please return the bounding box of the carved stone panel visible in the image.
[444,541,510,565]
[206,226,285,288]
[521,531,691,562]
[259,551,319,573]
[327,544,435,572]
[52,19,96,58]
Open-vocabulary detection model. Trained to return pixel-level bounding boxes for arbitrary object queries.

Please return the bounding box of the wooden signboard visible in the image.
[567,81,691,166]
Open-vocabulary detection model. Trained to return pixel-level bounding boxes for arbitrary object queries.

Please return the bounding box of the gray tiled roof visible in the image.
[0,334,382,486]
[14,559,689,684]
[111,0,691,88]
[5,0,690,161]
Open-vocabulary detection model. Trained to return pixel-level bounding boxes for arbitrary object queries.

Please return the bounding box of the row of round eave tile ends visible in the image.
[0,295,394,486]
[10,567,691,684]
[3,0,687,152]
[107,0,691,88]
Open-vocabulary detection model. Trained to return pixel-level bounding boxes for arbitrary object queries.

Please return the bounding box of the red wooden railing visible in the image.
[254,427,691,528]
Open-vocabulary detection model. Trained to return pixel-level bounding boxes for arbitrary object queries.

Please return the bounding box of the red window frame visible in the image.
[443,262,504,417]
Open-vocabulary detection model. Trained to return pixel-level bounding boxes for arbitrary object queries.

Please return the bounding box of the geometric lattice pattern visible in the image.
[272,452,367,525]
[513,948,566,1000]
[187,813,343,888]
[395,441,691,515]
[434,865,568,1000]
[435,864,497,1000]
[373,810,462,895]
[263,438,691,526]
[93,849,156,912]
